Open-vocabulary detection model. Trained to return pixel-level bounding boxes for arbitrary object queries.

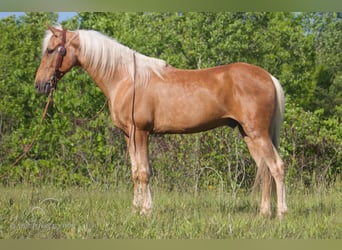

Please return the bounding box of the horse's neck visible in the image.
[78,54,132,102]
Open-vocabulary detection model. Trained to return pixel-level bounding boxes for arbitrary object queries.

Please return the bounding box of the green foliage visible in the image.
[282,101,341,187]
[0,12,341,191]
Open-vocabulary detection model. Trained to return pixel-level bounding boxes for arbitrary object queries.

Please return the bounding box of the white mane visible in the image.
[78,29,167,85]
[42,27,167,85]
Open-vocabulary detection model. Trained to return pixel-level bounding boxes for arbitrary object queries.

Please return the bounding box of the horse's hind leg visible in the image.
[243,136,272,217]
[243,134,287,218]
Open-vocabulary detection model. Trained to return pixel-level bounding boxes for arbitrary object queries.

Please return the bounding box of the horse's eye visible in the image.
[47,48,54,54]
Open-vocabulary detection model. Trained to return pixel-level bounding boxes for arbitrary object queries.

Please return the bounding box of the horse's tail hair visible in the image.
[253,75,284,192]
[269,75,284,151]
[253,159,273,193]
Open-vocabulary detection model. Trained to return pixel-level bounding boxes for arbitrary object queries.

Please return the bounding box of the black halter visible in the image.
[49,28,67,90]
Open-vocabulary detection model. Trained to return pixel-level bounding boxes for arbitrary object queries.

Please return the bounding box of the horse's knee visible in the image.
[131,168,139,184]
[138,167,150,184]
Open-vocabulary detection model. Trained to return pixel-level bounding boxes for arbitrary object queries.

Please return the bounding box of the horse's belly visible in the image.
[152,105,228,134]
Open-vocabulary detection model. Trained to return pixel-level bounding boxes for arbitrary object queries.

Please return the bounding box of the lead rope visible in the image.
[52,97,108,123]
[130,51,137,155]
[2,89,54,178]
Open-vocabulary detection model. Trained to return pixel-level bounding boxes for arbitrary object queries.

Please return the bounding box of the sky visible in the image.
[0,12,77,22]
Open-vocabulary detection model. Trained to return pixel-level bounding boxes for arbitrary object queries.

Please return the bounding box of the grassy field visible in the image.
[0,183,341,239]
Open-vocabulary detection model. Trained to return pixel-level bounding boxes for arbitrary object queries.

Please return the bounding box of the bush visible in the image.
[282,101,341,188]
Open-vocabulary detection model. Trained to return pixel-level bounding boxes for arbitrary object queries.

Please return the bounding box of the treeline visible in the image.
[0,12,341,190]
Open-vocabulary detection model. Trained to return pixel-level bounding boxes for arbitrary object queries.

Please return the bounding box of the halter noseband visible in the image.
[48,28,67,90]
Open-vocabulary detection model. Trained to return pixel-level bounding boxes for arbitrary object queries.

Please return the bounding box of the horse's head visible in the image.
[35,26,78,94]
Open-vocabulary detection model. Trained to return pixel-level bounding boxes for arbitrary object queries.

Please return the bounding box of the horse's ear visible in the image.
[48,25,61,36]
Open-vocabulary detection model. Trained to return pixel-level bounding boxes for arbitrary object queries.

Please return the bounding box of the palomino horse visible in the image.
[35,26,288,218]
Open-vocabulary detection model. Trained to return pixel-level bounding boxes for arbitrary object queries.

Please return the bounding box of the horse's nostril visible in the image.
[34,82,49,94]
[44,83,51,93]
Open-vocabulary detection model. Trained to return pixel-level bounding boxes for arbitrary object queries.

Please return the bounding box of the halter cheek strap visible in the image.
[49,28,67,90]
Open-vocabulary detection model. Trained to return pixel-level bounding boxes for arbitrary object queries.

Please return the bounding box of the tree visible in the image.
[302,12,342,115]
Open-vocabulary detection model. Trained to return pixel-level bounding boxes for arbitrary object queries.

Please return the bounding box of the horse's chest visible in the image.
[108,100,130,132]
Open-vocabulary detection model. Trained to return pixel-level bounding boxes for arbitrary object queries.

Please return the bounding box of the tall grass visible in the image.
[0,182,341,239]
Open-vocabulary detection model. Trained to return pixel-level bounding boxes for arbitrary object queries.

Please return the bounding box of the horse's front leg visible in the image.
[125,134,141,213]
[126,130,152,215]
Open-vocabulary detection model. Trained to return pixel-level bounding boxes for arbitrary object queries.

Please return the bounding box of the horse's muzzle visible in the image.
[35,82,52,95]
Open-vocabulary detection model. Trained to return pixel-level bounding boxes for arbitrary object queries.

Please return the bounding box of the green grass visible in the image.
[0,183,341,239]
